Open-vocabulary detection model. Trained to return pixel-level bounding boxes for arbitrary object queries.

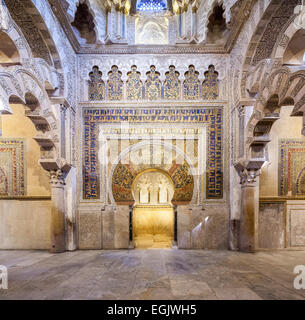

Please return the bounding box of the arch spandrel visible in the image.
[110,141,196,206]
[111,161,194,205]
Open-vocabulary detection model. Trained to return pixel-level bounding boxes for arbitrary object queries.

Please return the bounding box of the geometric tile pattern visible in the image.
[279,139,305,196]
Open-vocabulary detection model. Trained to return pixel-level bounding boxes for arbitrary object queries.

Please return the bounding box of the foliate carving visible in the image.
[164,65,180,100]
[145,65,161,100]
[183,65,200,100]
[252,0,299,66]
[202,65,219,100]
[278,34,289,49]
[5,0,53,66]
[107,65,123,101]
[47,169,65,186]
[239,169,260,185]
[126,66,143,100]
[88,66,105,101]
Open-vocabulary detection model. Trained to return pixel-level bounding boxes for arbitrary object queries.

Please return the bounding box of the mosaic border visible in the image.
[279,139,305,196]
[83,107,223,200]
[0,138,26,196]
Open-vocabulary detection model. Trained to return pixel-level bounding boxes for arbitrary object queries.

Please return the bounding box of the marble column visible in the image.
[229,166,242,251]
[239,169,260,253]
[48,170,66,253]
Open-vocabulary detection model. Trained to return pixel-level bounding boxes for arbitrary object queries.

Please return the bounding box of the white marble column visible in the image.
[229,166,241,251]
[48,170,66,253]
[65,167,77,251]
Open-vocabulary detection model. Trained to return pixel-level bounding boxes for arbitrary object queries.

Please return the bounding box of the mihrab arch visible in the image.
[109,140,196,206]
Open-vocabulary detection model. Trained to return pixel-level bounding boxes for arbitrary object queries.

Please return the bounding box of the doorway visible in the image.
[131,169,175,249]
[133,205,174,248]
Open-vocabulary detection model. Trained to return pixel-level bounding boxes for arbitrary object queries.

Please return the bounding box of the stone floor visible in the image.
[0,249,305,300]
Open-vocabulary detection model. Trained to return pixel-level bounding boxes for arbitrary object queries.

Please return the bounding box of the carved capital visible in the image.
[47,169,65,186]
[239,169,260,186]
[234,161,262,186]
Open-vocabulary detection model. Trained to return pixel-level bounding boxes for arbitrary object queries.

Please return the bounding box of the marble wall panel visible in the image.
[177,205,191,249]
[78,209,102,249]
[286,200,305,248]
[176,204,229,249]
[0,200,51,249]
[190,206,205,249]
[114,205,130,249]
[203,205,229,250]
[102,207,115,249]
[258,202,285,249]
[290,209,305,247]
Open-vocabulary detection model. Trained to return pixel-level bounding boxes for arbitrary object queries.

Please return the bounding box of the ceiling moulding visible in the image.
[48,0,256,55]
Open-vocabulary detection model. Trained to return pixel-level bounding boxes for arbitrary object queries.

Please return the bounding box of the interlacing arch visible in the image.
[0,68,61,166]
[243,66,305,160]
[237,2,305,162]
[4,0,65,96]
[0,3,71,174]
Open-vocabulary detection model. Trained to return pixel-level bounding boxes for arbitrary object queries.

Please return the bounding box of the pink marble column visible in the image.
[239,170,260,253]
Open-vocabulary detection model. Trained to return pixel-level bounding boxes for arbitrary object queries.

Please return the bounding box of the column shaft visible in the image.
[240,180,259,253]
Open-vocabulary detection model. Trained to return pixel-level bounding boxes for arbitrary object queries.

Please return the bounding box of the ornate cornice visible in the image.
[77,44,227,54]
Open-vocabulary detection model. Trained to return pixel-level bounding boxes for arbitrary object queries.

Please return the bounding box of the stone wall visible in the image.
[78,205,130,249]
[78,204,229,250]
[260,106,304,197]
[0,199,51,249]
[258,201,285,249]
[286,200,305,248]
[1,104,51,196]
[258,199,305,250]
